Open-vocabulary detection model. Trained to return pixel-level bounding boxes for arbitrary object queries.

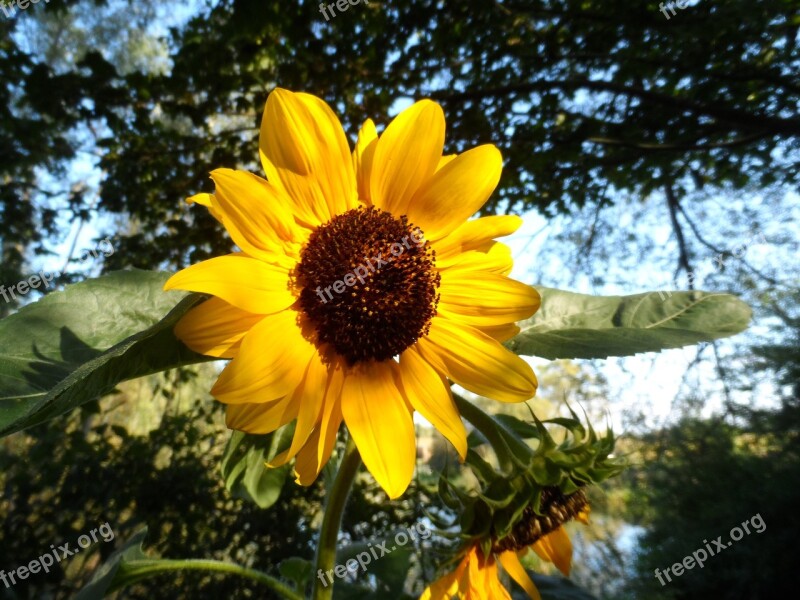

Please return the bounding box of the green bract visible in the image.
[441,397,626,558]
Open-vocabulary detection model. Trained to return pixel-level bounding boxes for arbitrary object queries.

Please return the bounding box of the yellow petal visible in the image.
[268,352,329,467]
[417,317,537,403]
[174,297,264,358]
[398,347,467,459]
[437,154,457,171]
[438,271,541,327]
[293,362,345,485]
[477,323,520,343]
[420,571,459,600]
[532,526,573,576]
[406,145,502,242]
[259,88,356,226]
[436,241,513,275]
[485,562,514,600]
[498,551,541,600]
[370,100,445,215]
[211,310,316,404]
[341,361,416,499]
[187,192,224,224]
[352,118,378,203]
[225,396,298,434]
[420,567,461,600]
[209,168,303,266]
[420,552,470,600]
[433,215,522,260]
[466,550,505,600]
[164,254,295,315]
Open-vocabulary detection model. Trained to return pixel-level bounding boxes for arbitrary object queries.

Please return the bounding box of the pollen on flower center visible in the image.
[492,487,589,553]
[296,205,440,365]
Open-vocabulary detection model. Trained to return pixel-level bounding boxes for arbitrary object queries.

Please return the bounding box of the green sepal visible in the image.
[438,476,463,511]
[494,414,542,440]
[544,417,586,442]
[479,537,494,562]
[455,395,535,473]
[465,449,501,486]
[528,455,564,487]
[492,484,537,540]
[437,396,628,557]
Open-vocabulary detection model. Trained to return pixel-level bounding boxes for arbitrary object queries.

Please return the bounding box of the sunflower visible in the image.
[422,491,590,600]
[164,88,540,498]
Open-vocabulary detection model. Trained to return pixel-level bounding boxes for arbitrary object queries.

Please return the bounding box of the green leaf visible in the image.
[278,557,313,591]
[507,287,751,359]
[75,527,150,600]
[220,428,293,509]
[0,270,212,438]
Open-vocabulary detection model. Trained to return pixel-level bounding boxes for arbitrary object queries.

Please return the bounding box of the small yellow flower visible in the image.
[165,88,540,498]
[422,524,584,600]
[422,492,590,599]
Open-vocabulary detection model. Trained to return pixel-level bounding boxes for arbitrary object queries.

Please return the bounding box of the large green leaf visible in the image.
[0,270,211,437]
[220,428,294,509]
[507,288,751,360]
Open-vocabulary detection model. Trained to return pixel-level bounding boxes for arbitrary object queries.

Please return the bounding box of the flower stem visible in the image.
[311,435,361,600]
[111,558,304,600]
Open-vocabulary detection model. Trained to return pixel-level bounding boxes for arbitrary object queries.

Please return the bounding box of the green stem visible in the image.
[312,435,362,600]
[111,558,304,600]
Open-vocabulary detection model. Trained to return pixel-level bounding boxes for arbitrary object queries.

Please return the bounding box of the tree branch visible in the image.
[676,203,786,288]
[430,79,800,136]
[665,182,693,288]
[588,132,771,153]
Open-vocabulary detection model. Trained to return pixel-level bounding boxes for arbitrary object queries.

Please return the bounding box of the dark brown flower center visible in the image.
[296,206,440,365]
[492,487,589,553]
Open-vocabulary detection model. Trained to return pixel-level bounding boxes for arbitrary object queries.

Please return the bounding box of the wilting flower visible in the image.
[165,88,540,498]
[422,489,590,599]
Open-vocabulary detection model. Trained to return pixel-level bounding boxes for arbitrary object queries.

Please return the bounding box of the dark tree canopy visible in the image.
[1,0,798,287]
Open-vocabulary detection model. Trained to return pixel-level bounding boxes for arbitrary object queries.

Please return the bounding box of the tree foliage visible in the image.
[1,0,797,293]
[623,392,800,599]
